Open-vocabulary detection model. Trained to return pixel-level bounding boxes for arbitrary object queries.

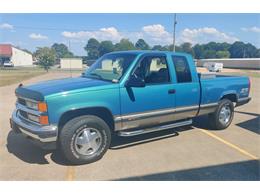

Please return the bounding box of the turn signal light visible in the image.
[39,116,49,125]
[38,102,48,112]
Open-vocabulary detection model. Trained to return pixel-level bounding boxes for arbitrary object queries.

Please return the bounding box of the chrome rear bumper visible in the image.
[10,110,58,143]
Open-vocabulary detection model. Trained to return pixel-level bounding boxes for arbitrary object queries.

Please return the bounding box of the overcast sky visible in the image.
[0,13,259,55]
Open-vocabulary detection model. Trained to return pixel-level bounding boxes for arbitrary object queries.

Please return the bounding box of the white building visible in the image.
[60,58,83,69]
[0,44,33,66]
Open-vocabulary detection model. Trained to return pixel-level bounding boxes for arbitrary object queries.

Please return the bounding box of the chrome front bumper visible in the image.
[11,110,58,143]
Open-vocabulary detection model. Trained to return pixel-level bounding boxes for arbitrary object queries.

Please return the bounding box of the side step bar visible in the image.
[118,119,192,137]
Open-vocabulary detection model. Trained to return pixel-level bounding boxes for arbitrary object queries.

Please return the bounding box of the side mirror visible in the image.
[125,75,145,88]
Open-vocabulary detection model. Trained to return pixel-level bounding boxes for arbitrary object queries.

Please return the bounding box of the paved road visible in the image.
[0,72,259,180]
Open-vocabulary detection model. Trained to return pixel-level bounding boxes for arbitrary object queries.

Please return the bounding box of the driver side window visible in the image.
[134,56,170,84]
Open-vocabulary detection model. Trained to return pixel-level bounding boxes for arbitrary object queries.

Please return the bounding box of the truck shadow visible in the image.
[110,129,179,150]
[115,159,259,181]
[235,111,260,135]
[6,131,52,165]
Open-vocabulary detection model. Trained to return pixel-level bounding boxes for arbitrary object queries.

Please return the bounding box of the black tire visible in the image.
[208,99,234,130]
[59,115,111,165]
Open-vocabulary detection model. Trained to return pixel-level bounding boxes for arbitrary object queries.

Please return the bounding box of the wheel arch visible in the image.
[58,106,115,133]
[220,93,238,103]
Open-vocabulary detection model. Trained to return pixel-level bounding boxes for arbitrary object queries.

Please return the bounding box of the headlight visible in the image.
[27,114,49,125]
[25,100,47,112]
[25,100,38,110]
[27,113,40,123]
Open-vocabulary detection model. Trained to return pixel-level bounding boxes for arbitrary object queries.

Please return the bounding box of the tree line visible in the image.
[33,39,260,71]
[84,38,260,59]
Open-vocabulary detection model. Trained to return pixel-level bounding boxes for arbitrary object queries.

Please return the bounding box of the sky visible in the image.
[0,13,259,56]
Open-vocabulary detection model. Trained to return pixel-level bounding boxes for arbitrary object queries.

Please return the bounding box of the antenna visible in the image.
[173,13,177,52]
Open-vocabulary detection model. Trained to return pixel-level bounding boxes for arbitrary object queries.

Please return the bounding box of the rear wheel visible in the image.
[209,99,234,130]
[59,115,111,165]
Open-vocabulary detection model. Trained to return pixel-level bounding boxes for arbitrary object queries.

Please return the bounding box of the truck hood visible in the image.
[16,77,112,101]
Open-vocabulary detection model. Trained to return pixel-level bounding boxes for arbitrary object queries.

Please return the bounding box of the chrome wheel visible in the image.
[74,128,102,156]
[219,104,231,125]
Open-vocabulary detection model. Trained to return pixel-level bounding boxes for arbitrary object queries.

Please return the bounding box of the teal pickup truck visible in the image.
[10,51,251,164]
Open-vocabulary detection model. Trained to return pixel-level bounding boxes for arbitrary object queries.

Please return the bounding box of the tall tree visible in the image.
[193,44,205,59]
[216,50,230,58]
[99,41,114,56]
[228,41,259,58]
[114,39,135,51]
[152,45,169,51]
[51,43,73,59]
[135,39,150,50]
[34,47,56,72]
[84,38,100,59]
[179,42,194,56]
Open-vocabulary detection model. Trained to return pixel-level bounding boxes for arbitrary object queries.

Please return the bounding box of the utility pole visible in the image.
[68,39,72,78]
[173,13,177,52]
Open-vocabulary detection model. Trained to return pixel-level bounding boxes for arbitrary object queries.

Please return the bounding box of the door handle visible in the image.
[168,89,176,94]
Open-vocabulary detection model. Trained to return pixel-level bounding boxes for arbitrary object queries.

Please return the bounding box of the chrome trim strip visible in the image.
[175,105,199,112]
[115,105,199,122]
[118,119,192,137]
[200,102,218,108]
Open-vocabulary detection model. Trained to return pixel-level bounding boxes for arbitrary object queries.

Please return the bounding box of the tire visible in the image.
[208,99,234,130]
[59,115,111,165]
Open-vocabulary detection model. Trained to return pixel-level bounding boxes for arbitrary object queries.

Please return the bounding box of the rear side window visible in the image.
[172,56,192,83]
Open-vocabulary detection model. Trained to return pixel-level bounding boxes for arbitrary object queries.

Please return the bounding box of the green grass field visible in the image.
[0,68,46,87]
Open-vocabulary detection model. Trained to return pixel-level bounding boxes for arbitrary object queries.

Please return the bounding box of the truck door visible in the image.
[171,55,200,120]
[119,54,176,130]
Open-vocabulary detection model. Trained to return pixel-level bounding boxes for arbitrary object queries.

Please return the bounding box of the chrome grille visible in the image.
[17,97,26,106]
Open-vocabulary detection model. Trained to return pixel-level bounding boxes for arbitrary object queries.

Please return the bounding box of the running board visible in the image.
[117,119,192,137]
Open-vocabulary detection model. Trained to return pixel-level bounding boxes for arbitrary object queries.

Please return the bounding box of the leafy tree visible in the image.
[34,47,56,72]
[84,38,100,59]
[152,45,169,51]
[203,50,216,59]
[135,39,150,50]
[99,41,114,56]
[193,44,205,59]
[51,43,73,59]
[216,50,230,58]
[228,41,259,58]
[114,39,135,51]
[179,42,194,56]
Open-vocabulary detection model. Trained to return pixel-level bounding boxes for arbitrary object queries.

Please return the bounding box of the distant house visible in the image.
[60,58,83,69]
[0,44,33,66]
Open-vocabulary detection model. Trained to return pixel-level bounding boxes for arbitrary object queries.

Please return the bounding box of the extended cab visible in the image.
[10,51,251,164]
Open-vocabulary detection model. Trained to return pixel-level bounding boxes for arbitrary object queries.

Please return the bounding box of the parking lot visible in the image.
[0,70,259,180]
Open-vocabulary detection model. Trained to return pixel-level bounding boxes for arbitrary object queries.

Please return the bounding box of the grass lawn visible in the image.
[0,67,46,87]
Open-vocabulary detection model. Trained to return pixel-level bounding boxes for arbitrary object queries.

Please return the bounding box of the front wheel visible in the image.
[208,99,234,130]
[59,115,111,165]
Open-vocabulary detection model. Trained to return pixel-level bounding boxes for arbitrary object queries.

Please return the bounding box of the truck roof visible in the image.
[109,50,190,56]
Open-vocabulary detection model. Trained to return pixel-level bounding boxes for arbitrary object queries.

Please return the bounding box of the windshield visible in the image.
[84,53,137,82]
